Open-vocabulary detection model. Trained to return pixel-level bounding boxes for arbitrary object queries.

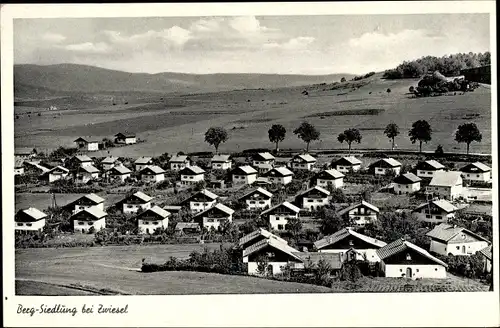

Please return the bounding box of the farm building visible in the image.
[101,156,120,171]
[376,238,448,279]
[15,148,37,159]
[238,228,288,250]
[114,133,137,144]
[295,185,330,211]
[15,207,47,231]
[290,154,317,171]
[175,222,201,234]
[181,189,219,213]
[460,162,492,182]
[15,158,25,176]
[69,155,94,168]
[261,201,300,231]
[42,166,69,183]
[193,203,234,230]
[74,137,99,151]
[252,152,275,172]
[231,165,258,185]
[105,164,131,182]
[412,199,458,224]
[134,156,153,171]
[119,191,153,214]
[331,156,361,173]
[393,173,421,195]
[211,154,232,170]
[426,171,463,200]
[140,165,165,183]
[337,200,380,226]
[313,168,344,189]
[369,158,402,176]
[426,223,490,256]
[478,245,492,273]
[415,160,445,179]
[71,206,107,233]
[169,155,191,171]
[68,193,105,214]
[136,205,171,234]
[238,187,273,210]
[314,227,387,262]
[179,166,206,186]
[74,165,100,184]
[261,167,294,185]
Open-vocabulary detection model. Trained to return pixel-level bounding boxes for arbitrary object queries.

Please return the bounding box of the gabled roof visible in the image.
[261,201,300,216]
[16,207,47,222]
[370,157,402,168]
[337,200,379,216]
[254,152,275,161]
[137,205,171,219]
[426,223,490,243]
[102,156,119,164]
[314,227,387,250]
[48,166,69,174]
[169,155,190,163]
[111,165,132,174]
[333,156,362,166]
[74,137,99,143]
[72,206,107,220]
[180,166,205,175]
[460,162,491,173]
[211,154,231,162]
[315,169,345,180]
[239,187,273,201]
[298,185,331,198]
[80,165,100,174]
[413,199,458,213]
[140,165,165,175]
[77,193,105,205]
[243,237,302,261]
[415,160,445,170]
[376,238,448,267]
[238,228,288,247]
[261,166,294,177]
[292,154,317,163]
[429,171,462,187]
[134,156,152,164]
[128,191,153,203]
[25,161,51,173]
[194,203,235,218]
[394,172,421,184]
[115,132,136,138]
[479,245,492,261]
[185,189,219,202]
[232,165,258,175]
[74,155,93,162]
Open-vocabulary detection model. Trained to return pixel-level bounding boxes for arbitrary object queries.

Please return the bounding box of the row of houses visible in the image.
[74,133,137,151]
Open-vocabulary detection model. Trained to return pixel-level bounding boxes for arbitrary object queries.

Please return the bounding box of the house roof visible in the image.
[394,172,421,184]
[129,191,153,203]
[80,165,100,174]
[140,165,165,174]
[175,222,200,230]
[73,206,107,220]
[460,162,491,173]
[134,156,152,164]
[239,187,273,200]
[261,201,300,216]
[74,155,93,162]
[292,154,317,163]
[416,160,445,170]
[211,154,231,162]
[137,205,171,219]
[186,189,219,202]
[293,252,343,270]
[115,132,136,138]
[74,137,99,143]
[479,245,492,261]
[413,199,458,213]
[48,166,69,174]
[111,165,132,174]
[243,237,302,261]
[298,185,331,198]
[238,228,288,247]
[232,165,258,175]
[429,171,462,187]
[337,200,379,216]
[25,161,51,173]
[314,227,387,250]
[426,223,490,243]
[370,158,402,168]
[180,166,205,175]
[254,152,275,161]
[78,193,105,204]
[102,156,119,164]
[333,156,362,166]
[316,169,345,180]
[16,207,47,221]
[194,203,235,218]
[169,155,190,163]
[376,238,448,267]
[261,166,294,177]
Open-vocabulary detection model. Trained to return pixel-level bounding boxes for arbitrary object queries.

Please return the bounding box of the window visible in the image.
[416,269,419,273]
[436,216,442,220]
[207,219,214,223]
[250,201,255,204]
[275,217,279,221]
[308,199,314,203]
[400,269,403,272]
[456,246,460,250]
[406,253,412,260]
[259,201,265,204]
[153,222,159,225]
[426,215,431,219]
[78,222,84,225]
[17,223,23,226]
[144,221,149,225]
[277,224,284,230]
[476,174,480,178]
[435,268,438,271]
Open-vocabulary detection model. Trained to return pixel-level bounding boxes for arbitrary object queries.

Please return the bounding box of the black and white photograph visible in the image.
[2,2,498,327]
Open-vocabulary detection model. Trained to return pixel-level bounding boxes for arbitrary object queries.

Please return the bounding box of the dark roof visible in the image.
[415,160,445,171]
[314,227,387,250]
[16,208,47,222]
[337,201,379,216]
[460,162,491,173]
[231,165,258,175]
[180,166,205,175]
[140,165,165,175]
[369,158,402,168]
[332,156,362,166]
[239,187,273,201]
[479,245,492,261]
[261,167,294,177]
[394,172,421,184]
[376,238,448,267]
[426,223,490,243]
[413,200,457,214]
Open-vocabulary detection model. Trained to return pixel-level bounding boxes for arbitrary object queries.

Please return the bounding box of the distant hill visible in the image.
[14,63,354,99]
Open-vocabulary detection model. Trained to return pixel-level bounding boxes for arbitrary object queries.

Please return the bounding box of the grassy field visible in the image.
[14,74,492,157]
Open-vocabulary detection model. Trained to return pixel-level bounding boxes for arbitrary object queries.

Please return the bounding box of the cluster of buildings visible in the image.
[73,133,137,151]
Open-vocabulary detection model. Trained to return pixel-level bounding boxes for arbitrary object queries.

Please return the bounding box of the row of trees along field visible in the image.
[383,52,491,79]
[204,121,483,154]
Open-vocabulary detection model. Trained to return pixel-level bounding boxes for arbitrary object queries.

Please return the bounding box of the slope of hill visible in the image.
[14,63,354,98]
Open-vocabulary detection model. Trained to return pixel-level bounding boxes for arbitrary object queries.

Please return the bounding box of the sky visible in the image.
[13,14,490,75]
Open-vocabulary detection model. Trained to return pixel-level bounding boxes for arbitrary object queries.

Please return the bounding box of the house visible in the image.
[313,169,345,189]
[412,199,458,224]
[376,238,448,279]
[71,155,94,168]
[331,156,362,173]
[69,193,105,214]
[370,158,402,176]
[393,173,421,195]
[290,154,317,171]
[231,165,258,185]
[74,137,99,151]
[15,148,37,159]
[426,171,463,200]
[15,208,47,231]
[252,152,275,172]
[101,156,120,171]
[460,162,492,182]
[238,228,288,250]
[238,188,273,210]
[24,161,50,175]
[426,223,490,256]
[243,238,304,275]
[74,165,100,184]
[211,154,232,170]
[136,205,171,234]
[114,133,137,144]
[140,165,165,183]
[337,200,379,226]
[106,165,132,182]
[120,191,153,214]
[193,203,234,230]
[415,160,445,178]
[261,167,294,185]
[182,189,219,213]
[261,201,301,231]
[71,206,107,233]
[15,158,25,176]
[175,222,201,234]
[179,166,205,186]
[134,156,153,171]
[479,245,492,273]
[314,227,387,262]
[295,186,330,211]
[169,155,191,171]
[42,166,69,183]
[293,252,343,274]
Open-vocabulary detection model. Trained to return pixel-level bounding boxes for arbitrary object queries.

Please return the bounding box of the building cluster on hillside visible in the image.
[73,132,137,152]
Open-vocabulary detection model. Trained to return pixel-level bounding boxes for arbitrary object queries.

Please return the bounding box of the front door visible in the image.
[406,267,412,279]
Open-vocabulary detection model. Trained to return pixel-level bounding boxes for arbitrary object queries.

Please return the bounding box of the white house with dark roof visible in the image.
[331,156,362,173]
[182,189,219,213]
[238,228,288,250]
[231,165,258,185]
[337,200,379,226]
[101,156,120,171]
[261,167,294,185]
[74,137,99,151]
[295,186,330,211]
[261,201,300,231]
[75,165,100,184]
[169,155,191,171]
[120,191,153,214]
[370,158,402,176]
[426,171,463,200]
[179,166,205,186]
[134,157,153,171]
[314,227,387,262]
[252,152,275,172]
[394,172,421,194]
[193,203,234,230]
[136,205,171,234]
[72,155,94,168]
[71,206,107,233]
[238,188,273,210]
[426,223,490,256]
[412,199,458,224]
[211,154,232,170]
[140,165,165,183]
[415,160,445,178]
[460,162,492,182]
[290,154,317,171]
[313,168,345,189]
[15,208,47,231]
[114,133,136,144]
[43,166,70,183]
[69,193,105,214]
[107,165,131,182]
[377,238,448,279]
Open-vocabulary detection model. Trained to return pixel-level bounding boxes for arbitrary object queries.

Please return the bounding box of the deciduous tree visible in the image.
[204,127,228,154]
[293,122,320,152]
[408,120,432,153]
[455,123,482,155]
[268,124,287,152]
[337,128,362,154]
[384,123,400,151]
